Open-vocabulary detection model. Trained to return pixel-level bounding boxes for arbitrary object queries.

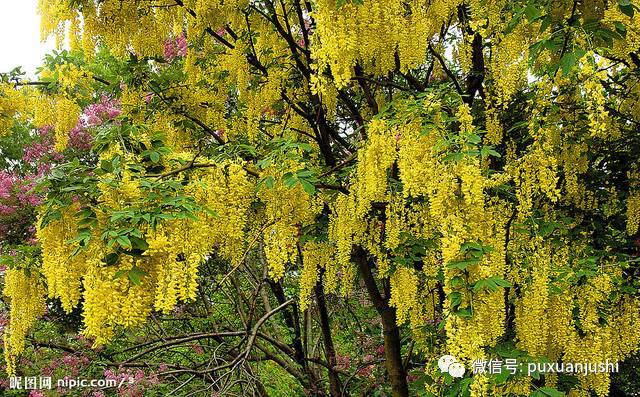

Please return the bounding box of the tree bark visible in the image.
[315,270,346,397]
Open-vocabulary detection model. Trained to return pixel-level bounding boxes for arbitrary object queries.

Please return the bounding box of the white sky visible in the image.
[0,0,56,78]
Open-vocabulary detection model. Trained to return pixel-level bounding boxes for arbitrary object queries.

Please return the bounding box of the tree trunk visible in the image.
[352,247,408,397]
[316,270,346,397]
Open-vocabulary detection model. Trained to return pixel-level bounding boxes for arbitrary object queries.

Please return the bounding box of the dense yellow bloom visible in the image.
[82,257,155,344]
[579,56,618,140]
[354,119,397,211]
[37,206,92,313]
[389,266,419,325]
[3,2,637,396]
[30,93,80,151]
[0,83,28,136]
[259,162,321,280]
[3,269,47,375]
[515,246,551,357]
[300,242,332,312]
[311,0,456,91]
[627,166,640,235]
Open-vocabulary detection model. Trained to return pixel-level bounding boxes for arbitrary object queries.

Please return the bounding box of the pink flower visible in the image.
[68,125,93,151]
[192,344,204,355]
[62,354,77,365]
[375,345,385,356]
[146,373,160,386]
[176,34,187,56]
[0,171,15,200]
[105,369,117,380]
[334,354,351,370]
[163,39,177,61]
[0,204,15,216]
[82,95,121,128]
[164,33,187,61]
[356,364,374,377]
[134,369,145,380]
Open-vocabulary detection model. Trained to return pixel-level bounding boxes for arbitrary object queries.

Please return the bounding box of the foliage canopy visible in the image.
[1,0,640,396]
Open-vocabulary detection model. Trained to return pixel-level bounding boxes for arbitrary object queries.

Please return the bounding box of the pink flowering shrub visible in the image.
[68,95,122,151]
[82,95,122,128]
[104,368,160,397]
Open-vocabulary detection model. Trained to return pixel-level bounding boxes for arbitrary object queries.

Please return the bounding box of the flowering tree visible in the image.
[1,0,640,396]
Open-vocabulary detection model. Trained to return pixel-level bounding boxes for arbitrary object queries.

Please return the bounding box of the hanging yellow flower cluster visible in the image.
[603,3,640,64]
[514,240,552,357]
[0,83,28,136]
[508,230,640,397]
[3,268,47,376]
[627,165,640,235]
[39,0,179,58]
[31,141,255,343]
[4,1,638,395]
[36,205,92,313]
[310,0,459,93]
[299,241,333,312]
[29,93,81,151]
[258,162,322,280]
[328,101,511,368]
[578,55,619,140]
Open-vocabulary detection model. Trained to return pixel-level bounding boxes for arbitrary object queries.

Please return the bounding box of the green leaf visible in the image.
[473,279,492,292]
[112,269,127,280]
[530,387,564,397]
[450,276,464,288]
[264,175,275,189]
[128,266,149,285]
[494,368,510,384]
[149,151,160,163]
[467,133,482,144]
[539,15,553,33]
[493,277,512,288]
[105,253,119,266]
[620,4,635,17]
[539,221,561,237]
[443,152,464,162]
[505,10,523,34]
[129,236,149,251]
[456,307,473,317]
[614,21,627,37]
[461,242,483,252]
[299,179,316,195]
[481,146,502,158]
[447,258,481,270]
[473,276,512,292]
[559,49,586,75]
[524,4,542,21]
[449,292,462,308]
[282,172,297,188]
[116,235,132,249]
